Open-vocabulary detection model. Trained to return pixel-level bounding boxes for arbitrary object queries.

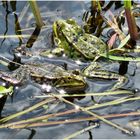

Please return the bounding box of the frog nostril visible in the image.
[91,41,95,44]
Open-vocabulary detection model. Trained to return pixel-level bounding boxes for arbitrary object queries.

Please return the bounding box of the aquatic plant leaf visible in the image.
[118,34,130,49]
[108,33,117,49]
[42,105,49,110]
[0,86,13,98]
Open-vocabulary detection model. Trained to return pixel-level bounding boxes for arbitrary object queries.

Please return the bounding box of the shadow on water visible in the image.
[0,97,7,118]
[26,27,41,48]
[119,61,129,75]
[1,1,10,47]
[27,128,36,139]
[1,1,22,47]
[13,27,41,57]
[10,1,22,46]
[8,54,22,70]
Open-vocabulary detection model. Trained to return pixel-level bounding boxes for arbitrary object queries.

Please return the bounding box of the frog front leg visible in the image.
[83,62,128,91]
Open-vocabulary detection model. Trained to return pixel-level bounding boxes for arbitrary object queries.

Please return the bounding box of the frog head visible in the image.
[53,19,83,38]
[54,74,87,93]
[52,19,83,58]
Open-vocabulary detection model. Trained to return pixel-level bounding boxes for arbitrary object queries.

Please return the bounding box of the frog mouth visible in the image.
[55,80,87,92]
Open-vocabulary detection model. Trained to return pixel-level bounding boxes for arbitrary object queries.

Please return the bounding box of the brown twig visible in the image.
[1,111,140,129]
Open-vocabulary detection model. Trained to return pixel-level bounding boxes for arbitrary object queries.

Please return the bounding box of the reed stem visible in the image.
[28,0,44,28]
[124,0,139,41]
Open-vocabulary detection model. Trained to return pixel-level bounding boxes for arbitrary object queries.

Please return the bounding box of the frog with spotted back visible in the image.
[40,19,107,60]
[40,19,128,90]
[0,60,128,91]
[0,62,86,93]
[12,19,129,91]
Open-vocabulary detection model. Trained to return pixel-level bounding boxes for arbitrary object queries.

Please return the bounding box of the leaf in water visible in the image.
[118,34,130,49]
[0,86,13,98]
[42,119,48,122]
[42,104,49,110]
[108,33,117,49]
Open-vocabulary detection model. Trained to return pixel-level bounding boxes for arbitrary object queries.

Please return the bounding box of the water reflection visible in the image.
[27,128,36,139]
[1,1,22,47]
[0,1,10,47]
[26,27,41,48]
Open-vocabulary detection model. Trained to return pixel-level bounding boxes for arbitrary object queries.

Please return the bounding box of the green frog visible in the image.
[0,61,128,91]
[40,19,128,90]
[40,19,107,60]
[15,19,140,61]
[0,62,86,92]
[12,19,129,91]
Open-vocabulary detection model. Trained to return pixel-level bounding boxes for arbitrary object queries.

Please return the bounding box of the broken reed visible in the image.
[124,0,139,41]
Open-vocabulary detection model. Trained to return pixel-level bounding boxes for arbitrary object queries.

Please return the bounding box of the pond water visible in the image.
[0,1,140,139]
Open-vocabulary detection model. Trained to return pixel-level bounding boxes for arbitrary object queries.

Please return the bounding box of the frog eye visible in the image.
[68,77,72,80]
[56,24,61,30]
[72,70,80,75]
[66,19,76,25]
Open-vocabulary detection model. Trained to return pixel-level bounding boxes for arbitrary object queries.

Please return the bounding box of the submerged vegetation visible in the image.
[0,0,140,139]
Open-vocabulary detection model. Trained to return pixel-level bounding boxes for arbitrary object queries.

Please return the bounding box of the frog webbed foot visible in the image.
[14,45,32,57]
[109,76,128,91]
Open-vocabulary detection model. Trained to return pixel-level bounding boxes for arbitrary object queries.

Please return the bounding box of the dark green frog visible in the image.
[40,19,128,90]
[12,19,128,91]
[0,62,86,92]
[0,61,128,91]
[40,19,107,60]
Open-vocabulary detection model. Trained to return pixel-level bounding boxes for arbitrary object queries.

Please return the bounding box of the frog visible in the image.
[40,19,128,90]
[0,59,128,91]
[14,19,139,60]
[0,62,86,93]
[12,19,128,91]
[40,19,107,60]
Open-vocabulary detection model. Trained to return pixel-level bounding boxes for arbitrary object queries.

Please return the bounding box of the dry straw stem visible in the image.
[48,94,133,135]
[0,97,56,123]
[1,94,140,130]
[34,90,133,98]
[1,94,133,135]
[64,123,99,140]
[2,110,140,129]
[104,11,126,41]
[0,93,133,135]
[0,34,31,38]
